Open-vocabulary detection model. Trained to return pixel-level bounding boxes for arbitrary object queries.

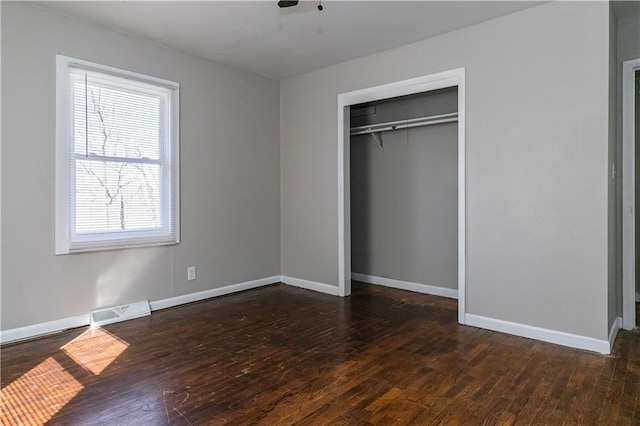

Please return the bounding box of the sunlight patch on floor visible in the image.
[0,357,83,425]
[1,327,130,424]
[62,326,129,375]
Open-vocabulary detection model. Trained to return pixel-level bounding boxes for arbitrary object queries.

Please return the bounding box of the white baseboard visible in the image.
[2,275,615,356]
[0,314,90,345]
[465,313,611,355]
[0,275,281,345]
[352,273,458,299]
[609,316,622,352]
[150,275,281,311]
[280,275,340,296]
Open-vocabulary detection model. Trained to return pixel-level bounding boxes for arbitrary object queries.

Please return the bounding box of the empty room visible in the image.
[1,1,639,424]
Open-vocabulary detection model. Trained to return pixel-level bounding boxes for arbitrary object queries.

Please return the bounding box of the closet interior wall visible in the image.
[350,88,459,292]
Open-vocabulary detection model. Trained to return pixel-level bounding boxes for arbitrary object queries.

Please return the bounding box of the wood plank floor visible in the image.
[1,282,639,425]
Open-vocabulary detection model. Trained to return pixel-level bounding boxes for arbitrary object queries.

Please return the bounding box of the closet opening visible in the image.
[350,88,459,301]
[337,69,466,324]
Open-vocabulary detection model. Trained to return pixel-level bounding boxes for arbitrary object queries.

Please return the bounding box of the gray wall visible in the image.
[618,15,640,63]
[1,3,281,330]
[617,14,640,300]
[351,90,458,289]
[281,1,612,340]
[608,2,619,333]
[350,89,457,128]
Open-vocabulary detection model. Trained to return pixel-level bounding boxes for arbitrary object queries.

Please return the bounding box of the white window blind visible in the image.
[56,56,180,254]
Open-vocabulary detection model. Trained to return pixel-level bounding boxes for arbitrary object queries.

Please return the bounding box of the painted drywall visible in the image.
[350,90,458,288]
[617,14,640,303]
[608,3,619,332]
[350,89,458,129]
[281,1,611,340]
[1,3,281,330]
[618,15,640,63]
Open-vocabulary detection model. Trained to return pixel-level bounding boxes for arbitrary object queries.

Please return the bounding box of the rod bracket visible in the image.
[371,132,384,151]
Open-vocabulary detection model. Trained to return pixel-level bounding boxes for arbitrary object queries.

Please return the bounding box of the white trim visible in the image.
[622,58,640,330]
[337,68,466,324]
[0,276,281,344]
[465,314,611,355]
[55,54,180,255]
[0,314,90,345]
[609,316,622,352]
[64,55,179,89]
[280,275,340,296]
[352,273,458,299]
[149,276,281,311]
[457,73,466,323]
[55,55,71,255]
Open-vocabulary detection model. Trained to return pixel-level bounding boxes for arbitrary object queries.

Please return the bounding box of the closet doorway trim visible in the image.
[622,58,640,330]
[337,68,466,324]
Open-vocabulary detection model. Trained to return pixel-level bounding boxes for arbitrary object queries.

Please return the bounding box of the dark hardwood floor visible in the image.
[1,282,639,425]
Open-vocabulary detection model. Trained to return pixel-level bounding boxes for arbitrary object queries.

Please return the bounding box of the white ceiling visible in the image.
[34,1,546,80]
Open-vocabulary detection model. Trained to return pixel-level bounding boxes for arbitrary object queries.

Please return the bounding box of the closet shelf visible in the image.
[350,112,458,136]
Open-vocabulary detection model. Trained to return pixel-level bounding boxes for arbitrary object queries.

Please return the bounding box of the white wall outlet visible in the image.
[187,266,196,281]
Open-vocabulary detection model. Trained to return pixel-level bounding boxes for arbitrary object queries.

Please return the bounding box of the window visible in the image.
[56,55,179,254]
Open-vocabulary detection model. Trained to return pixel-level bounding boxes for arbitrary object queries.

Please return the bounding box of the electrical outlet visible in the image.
[187,266,196,281]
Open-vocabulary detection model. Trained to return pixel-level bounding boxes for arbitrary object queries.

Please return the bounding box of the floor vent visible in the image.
[90,300,151,327]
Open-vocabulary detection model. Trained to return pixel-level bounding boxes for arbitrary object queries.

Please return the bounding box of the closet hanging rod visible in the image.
[350,112,458,136]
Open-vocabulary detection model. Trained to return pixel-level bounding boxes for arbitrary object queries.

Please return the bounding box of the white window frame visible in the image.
[55,55,180,254]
